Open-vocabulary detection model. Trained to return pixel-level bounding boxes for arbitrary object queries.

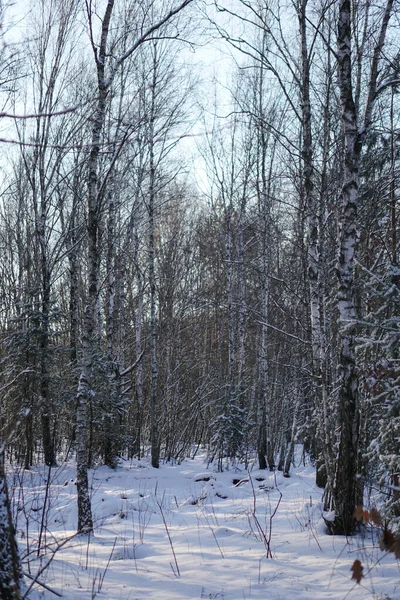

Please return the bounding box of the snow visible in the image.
[10,451,400,600]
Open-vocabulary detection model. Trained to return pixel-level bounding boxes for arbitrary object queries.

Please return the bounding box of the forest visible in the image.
[0,0,399,596]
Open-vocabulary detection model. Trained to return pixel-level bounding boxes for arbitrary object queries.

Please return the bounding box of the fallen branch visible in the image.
[23,572,62,597]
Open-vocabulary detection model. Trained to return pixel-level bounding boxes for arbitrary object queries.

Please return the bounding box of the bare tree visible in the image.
[76,0,194,532]
[14,0,82,467]
[331,0,395,535]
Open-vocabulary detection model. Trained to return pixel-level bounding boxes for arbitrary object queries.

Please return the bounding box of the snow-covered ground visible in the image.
[11,450,400,599]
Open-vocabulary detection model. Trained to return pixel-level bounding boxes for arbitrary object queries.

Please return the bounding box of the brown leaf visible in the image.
[350,559,364,584]
[369,507,382,526]
[354,506,364,522]
[363,509,370,523]
[392,534,400,559]
[380,528,396,552]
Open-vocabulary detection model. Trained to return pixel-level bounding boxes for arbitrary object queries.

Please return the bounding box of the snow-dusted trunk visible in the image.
[76,94,107,530]
[332,0,362,535]
[0,452,24,599]
[299,0,332,488]
[76,0,114,533]
[300,0,318,387]
[332,0,393,535]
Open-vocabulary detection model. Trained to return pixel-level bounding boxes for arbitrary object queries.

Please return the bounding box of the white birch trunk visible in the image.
[75,0,195,528]
[298,0,333,489]
[332,0,393,535]
[76,0,114,533]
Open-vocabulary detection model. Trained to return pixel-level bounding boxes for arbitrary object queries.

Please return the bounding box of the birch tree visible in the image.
[332,0,395,535]
[76,0,194,533]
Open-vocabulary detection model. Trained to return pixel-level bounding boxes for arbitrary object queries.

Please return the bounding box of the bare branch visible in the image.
[105,0,194,88]
[0,104,88,119]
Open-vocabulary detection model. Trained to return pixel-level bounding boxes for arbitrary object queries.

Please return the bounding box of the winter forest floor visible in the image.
[11,449,400,600]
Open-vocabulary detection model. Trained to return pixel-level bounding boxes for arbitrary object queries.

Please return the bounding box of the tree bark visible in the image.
[0,452,24,600]
[76,0,114,533]
[298,0,333,492]
[332,0,393,535]
[148,52,162,468]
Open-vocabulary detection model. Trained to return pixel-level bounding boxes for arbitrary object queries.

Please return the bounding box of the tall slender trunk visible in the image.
[226,208,237,458]
[106,184,116,359]
[40,265,56,467]
[332,0,394,534]
[331,0,361,535]
[76,86,107,530]
[30,168,57,467]
[390,89,397,269]
[135,264,144,459]
[149,48,159,468]
[299,0,333,491]
[68,176,80,368]
[256,43,270,470]
[75,0,194,525]
[76,0,114,533]
[103,168,119,467]
[283,395,300,477]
